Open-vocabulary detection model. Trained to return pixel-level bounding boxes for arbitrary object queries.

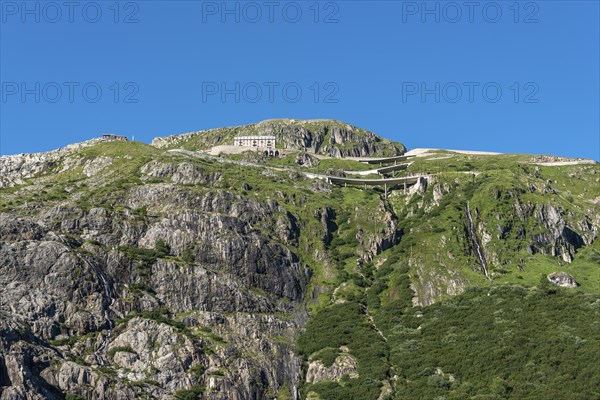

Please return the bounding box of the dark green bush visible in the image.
[155,239,171,257]
[174,385,204,400]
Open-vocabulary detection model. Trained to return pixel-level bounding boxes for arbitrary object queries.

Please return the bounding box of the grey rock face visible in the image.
[530,205,585,263]
[141,160,221,185]
[408,177,428,195]
[0,317,64,400]
[0,152,60,188]
[83,157,113,177]
[305,350,358,384]
[547,272,578,288]
[0,140,99,188]
[0,226,106,340]
[317,207,337,247]
[256,120,404,157]
[295,152,320,167]
[0,179,310,399]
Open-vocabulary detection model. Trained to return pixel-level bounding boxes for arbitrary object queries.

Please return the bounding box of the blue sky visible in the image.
[1,1,598,159]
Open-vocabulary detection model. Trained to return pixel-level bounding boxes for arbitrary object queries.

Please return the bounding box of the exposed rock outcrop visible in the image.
[305,348,358,384]
[0,139,99,188]
[547,272,578,288]
[83,157,113,177]
[295,152,320,167]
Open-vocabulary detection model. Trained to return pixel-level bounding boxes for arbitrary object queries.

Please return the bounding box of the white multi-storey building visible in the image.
[233,136,275,149]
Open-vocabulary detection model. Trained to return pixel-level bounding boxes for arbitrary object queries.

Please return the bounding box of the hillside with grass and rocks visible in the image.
[0,119,598,400]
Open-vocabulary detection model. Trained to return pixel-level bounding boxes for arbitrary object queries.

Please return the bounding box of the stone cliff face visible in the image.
[0,162,312,399]
[253,119,404,157]
[0,140,101,188]
[0,199,307,399]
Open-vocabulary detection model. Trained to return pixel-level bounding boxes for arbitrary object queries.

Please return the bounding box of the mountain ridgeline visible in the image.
[0,119,598,400]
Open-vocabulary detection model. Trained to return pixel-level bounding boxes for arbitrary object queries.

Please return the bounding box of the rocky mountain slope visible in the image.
[0,120,598,400]
[151,119,406,158]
